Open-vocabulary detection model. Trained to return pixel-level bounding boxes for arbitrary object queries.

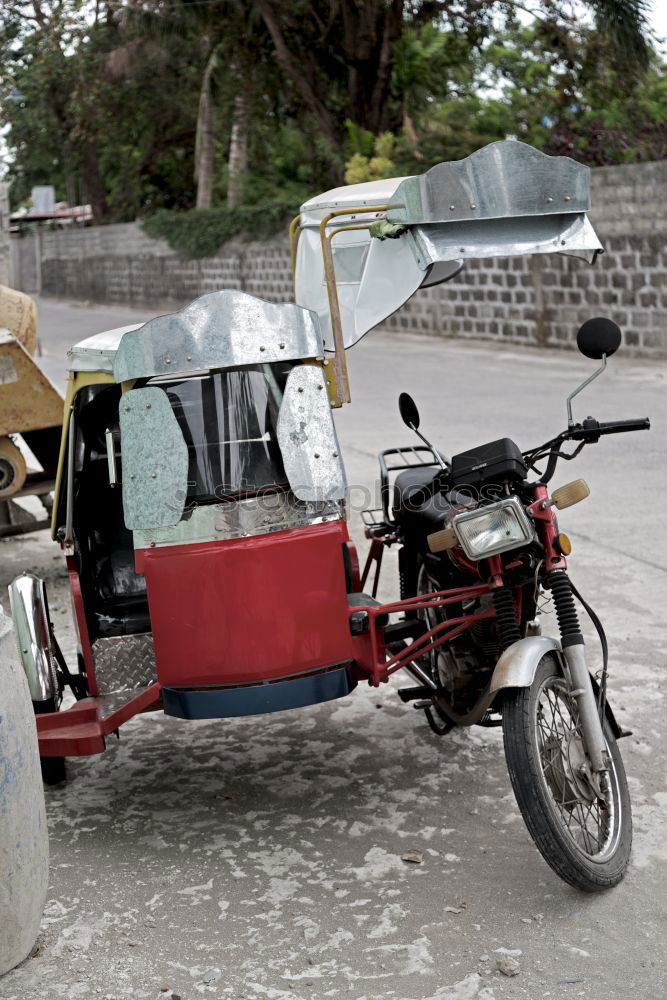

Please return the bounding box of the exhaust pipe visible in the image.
[8,573,58,705]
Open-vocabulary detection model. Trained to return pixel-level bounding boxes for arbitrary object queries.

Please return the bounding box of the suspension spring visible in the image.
[547,570,582,644]
[492,586,521,649]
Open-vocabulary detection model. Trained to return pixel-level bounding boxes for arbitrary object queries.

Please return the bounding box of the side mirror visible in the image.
[576,317,622,360]
[399,392,420,429]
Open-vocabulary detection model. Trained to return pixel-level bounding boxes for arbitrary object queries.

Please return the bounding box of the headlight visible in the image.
[453,496,535,560]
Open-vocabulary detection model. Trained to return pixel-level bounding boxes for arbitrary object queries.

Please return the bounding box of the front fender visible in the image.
[489,634,626,739]
[489,636,563,695]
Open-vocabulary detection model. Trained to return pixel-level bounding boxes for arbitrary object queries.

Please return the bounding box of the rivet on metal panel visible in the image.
[187,355,192,361]
[146,403,151,409]
[546,196,553,203]
[317,384,324,390]
[470,203,477,209]
[449,204,455,211]
[165,357,171,364]
[459,247,465,253]
[259,346,266,352]
[130,474,135,480]
[314,453,320,459]
[564,195,571,202]
[332,452,338,458]
[151,473,157,479]
[298,387,304,393]
[279,343,285,349]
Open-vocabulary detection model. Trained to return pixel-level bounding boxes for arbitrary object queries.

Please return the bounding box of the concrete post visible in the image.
[0,606,49,975]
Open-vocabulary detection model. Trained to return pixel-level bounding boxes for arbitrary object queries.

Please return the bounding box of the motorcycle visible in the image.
[5,139,650,898]
[360,314,649,891]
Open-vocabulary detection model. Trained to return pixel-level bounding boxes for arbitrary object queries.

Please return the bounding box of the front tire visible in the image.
[503,655,632,891]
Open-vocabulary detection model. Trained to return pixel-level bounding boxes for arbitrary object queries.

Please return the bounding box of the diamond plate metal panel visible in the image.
[92,633,157,695]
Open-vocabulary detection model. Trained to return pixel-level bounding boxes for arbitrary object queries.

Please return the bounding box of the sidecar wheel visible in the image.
[503,655,632,892]
[34,698,67,785]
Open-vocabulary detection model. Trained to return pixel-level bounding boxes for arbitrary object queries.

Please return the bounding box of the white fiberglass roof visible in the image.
[299,175,408,226]
[67,324,142,374]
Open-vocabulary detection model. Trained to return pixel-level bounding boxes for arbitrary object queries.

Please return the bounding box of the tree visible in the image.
[253,0,651,176]
[0,0,656,224]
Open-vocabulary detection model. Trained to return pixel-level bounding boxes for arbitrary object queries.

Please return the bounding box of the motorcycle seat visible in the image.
[393,467,458,525]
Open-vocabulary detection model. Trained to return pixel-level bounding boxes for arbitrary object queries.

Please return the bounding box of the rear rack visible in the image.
[379,445,442,522]
[360,507,393,538]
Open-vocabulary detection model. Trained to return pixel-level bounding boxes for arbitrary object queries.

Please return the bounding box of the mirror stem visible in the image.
[408,422,448,470]
[566,354,607,427]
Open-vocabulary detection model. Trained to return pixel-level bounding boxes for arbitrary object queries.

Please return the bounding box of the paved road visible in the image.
[2,300,666,1000]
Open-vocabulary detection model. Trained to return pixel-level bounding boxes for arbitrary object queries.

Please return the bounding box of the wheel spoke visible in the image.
[533,676,619,861]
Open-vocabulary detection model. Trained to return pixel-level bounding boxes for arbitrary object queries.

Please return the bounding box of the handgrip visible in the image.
[571,416,651,441]
[596,417,651,435]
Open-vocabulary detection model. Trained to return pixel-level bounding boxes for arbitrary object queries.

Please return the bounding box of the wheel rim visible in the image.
[0,456,15,492]
[416,564,451,686]
[534,674,623,863]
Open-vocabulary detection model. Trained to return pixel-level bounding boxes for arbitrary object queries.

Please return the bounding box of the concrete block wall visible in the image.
[14,159,667,356]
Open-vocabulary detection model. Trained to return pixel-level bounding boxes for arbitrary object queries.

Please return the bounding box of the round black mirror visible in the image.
[398,392,420,429]
[576,317,622,360]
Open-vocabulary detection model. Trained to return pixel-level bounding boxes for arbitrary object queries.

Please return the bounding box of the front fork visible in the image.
[548,569,608,773]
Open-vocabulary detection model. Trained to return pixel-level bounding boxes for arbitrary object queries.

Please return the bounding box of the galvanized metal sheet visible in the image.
[388,140,591,225]
[131,495,343,549]
[113,290,324,383]
[92,633,156,695]
[277,365,347,501]
[409,213,602,265]
[119,386,188,529]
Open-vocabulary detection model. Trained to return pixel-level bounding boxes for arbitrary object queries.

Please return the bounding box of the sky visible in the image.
[650,1,667,48]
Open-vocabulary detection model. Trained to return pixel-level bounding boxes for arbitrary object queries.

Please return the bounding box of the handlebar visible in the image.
[569,416,651,442]
[408,416,651,503]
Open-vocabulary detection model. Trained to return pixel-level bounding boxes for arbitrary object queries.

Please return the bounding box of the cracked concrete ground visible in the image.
[1,298,666,1000]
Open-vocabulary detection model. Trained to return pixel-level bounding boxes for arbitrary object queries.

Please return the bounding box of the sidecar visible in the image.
[9,140,605,776]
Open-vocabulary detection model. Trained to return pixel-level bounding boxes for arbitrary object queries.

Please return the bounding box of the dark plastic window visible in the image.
[160,364,291,504]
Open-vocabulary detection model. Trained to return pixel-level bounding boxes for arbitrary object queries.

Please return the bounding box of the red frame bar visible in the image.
[37,684,161,757]
[350,581,495,687]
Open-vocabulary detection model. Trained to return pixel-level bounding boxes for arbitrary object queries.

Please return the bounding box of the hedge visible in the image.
[142,201,296,259]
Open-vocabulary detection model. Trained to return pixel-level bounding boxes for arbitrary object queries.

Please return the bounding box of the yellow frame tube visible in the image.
[318,204,394,406]
[289,214,302,280]
[51,371,116,539]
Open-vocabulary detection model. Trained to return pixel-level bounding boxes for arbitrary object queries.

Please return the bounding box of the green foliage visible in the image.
[0,0,661,228]
[142,201,296,258]
[344,133,397,184]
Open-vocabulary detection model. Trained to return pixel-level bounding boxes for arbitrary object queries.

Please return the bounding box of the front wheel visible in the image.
[503,656,632,891]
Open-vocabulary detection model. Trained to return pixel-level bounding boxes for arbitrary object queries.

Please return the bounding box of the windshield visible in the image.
[158,364,291,505]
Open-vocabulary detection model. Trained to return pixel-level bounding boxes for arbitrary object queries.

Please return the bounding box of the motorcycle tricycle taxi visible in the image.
[8,140,651,893]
